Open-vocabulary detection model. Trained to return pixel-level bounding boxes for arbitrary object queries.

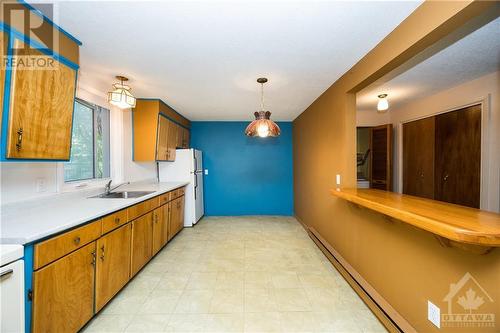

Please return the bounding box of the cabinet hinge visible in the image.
[28,289,33,301]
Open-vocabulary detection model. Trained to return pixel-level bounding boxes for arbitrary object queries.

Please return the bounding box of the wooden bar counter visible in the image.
[331,188,500,248]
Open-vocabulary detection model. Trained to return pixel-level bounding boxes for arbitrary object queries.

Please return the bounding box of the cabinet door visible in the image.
[182,128,190,148]
[156,116,169,161]
[0,31,6,131]
[176,124,183,148]
[131,212,153,276]
[435,105,481,208]
[170,196,185,238]
[95,224,131,311]
[166,120,177,161]
[7,39,77,159]
[403,117,435,199]
[32,242,96,333]
[152,206,166,255]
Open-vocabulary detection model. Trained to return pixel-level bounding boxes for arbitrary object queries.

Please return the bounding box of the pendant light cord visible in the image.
[260,82,265,111]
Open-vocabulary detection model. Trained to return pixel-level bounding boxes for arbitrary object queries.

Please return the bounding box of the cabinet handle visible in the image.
[115,217,120,224]
[16,128,23,151]
[73,236,81,245]
[0,269,13,278]
[100,245,105,261]
[443,174,449,182]
[91,251,96,266]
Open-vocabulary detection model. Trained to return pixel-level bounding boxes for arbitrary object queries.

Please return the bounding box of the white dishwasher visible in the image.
[0,245,25,333]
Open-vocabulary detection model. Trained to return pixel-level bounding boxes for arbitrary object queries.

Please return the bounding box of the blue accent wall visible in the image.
[190,122,293,216]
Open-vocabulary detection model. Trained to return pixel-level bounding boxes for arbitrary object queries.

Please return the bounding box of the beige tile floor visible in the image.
[82,216,388,333]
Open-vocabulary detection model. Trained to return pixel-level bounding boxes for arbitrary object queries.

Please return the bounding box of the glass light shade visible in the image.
[108,83,136,109]
[245,111,280,137]
[377,95,389,112]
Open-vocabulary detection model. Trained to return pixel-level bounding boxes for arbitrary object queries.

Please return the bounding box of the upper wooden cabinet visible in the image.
[132,99,191,161]
[6,39,77,159]
[0,6,81,160]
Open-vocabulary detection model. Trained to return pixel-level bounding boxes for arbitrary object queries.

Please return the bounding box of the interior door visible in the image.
[403,117,435,199]
[95,224,131,312]
[32,242,95,333]
[370,124,393,191]
[435,104,481,208]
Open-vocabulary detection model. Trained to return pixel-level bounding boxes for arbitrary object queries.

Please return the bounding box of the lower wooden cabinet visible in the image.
[32,242,96,333]
[152,204,170,255]
[169,195,185,240]
[95,224,132,311]
[131,212,153,276]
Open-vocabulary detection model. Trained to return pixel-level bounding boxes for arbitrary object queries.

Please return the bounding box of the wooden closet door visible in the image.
[435,104,481,208]
[370,124,393,191]
[403,117,435,199]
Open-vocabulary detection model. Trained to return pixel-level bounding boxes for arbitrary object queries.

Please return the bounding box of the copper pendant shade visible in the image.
[245,78,281,137]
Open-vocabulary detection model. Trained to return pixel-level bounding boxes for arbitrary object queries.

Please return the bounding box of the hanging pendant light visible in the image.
[245,78,281,137]
[108,75,137,109]
[377,93,389,113]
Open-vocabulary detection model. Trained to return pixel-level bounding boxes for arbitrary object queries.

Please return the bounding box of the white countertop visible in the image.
[0,181,188,245]
[0,244,24,266]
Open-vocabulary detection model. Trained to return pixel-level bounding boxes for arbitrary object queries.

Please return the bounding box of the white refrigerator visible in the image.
[158,149,204,227]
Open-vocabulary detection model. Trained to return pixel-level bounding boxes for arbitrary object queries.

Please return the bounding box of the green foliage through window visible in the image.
[64,99,110,182]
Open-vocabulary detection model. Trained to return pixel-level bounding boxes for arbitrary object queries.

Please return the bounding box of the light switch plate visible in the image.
[428,300,441,328]
[204,169,208,175]
[35,178,46,193]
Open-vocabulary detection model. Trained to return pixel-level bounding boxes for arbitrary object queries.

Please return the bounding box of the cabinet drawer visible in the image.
[101,209,128,234]
[159,192,171,205]
[34,220,101,270]
[127,197,159,221]
[171,187,185,200]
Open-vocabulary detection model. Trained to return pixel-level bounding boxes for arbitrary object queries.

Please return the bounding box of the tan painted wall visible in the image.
[293,2,500,332]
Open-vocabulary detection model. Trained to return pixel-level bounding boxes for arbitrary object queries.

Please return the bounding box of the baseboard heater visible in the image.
[302,221,416,333]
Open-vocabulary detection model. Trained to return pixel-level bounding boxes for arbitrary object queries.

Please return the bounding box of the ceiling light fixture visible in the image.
[245,78,281,138]
[377,93,389,113]
[108,75,137,109]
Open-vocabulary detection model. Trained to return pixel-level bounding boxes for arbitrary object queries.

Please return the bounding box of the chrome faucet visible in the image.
[104,180,130,195]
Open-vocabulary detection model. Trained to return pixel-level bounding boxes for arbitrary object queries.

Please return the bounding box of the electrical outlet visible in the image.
[35,178,46,193]
[204,169,208,175]
[428,300,441,328]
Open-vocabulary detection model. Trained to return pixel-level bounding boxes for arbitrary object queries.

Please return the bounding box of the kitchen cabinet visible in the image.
[0,31,6,130]
[131,212,153,276]
[95,224,131,311]
[132,99,191,161]
[157,115,170,161]
[152,205,169,255]
[176,126,190,149]
[169,195,185,240]
[167,119,178,160]
[32,242,96,333]
[0,6,81,161]
[29,186,186,332]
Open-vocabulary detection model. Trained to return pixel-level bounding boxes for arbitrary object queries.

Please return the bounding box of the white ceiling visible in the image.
[356,16,500,112]
[35,0,421,121]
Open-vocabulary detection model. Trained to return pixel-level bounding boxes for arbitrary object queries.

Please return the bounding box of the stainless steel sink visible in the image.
[90,191,155,199]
